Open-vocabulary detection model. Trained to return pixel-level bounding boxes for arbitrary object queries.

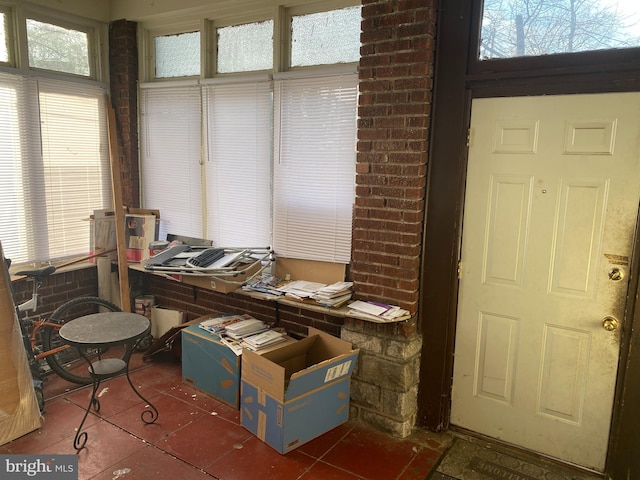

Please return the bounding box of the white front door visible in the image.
[451,92,640,471]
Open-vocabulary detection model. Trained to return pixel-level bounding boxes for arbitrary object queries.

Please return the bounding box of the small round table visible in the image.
[59,312,158,451]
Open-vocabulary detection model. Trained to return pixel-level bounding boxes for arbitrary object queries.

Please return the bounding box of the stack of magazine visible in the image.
[347,300,411,323]
[224,318,268,339]
[197,314,289,355]
[198,314,254,335]
[241,330,287,350]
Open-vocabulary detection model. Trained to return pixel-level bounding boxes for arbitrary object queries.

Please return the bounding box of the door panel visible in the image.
[451,93,640,471]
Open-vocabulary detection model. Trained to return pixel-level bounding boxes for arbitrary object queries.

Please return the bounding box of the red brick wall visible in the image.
[109,20,140,208]
[132,270,344,338]
[12,268,100,329]
[352,0,435,315]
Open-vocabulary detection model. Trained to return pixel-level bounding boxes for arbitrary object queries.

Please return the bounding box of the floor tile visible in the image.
[296,422,355,459]
[4,397,98,453]
[90,444,215,480]
[320,424,421,480]
[108,391,207,443]
[298,460,366,480]
[204,435,315,480]
[63,373,159,418]
[41,418,148,479]
[129,360,183,393]
[155,412,253,468]
[164,383,225,413]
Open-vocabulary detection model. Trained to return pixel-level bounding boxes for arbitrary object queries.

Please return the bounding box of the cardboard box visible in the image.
[0,242,42,444]
[240,327,359,453]
[125,213,159,262]
[150,306,184,339]
[181,320,297,408]
[90,209,117,262]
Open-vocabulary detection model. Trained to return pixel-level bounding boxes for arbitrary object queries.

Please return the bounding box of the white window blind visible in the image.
[273,72,357,263]
[0,73,32,261]
[203,78,272,247]
[140,83,203,239]
[0,72,110,265]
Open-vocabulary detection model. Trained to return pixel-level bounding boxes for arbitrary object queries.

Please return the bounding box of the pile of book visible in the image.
[276,280,354,308]
[347,300,411,323]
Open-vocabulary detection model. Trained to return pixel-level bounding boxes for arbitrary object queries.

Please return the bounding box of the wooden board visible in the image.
[106,96,131,312]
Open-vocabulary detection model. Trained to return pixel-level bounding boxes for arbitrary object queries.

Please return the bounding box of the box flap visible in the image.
[242,335,317,402]
[285,328,358,400]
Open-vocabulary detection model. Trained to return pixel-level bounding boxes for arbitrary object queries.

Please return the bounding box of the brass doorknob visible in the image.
[602,316,619,331]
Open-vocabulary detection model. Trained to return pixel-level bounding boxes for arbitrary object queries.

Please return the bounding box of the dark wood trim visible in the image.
[417,0,473,430]
[607,207,640,479]
[419,0,640,476]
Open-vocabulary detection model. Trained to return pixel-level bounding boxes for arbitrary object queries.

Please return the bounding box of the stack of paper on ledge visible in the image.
[311,281,353,308]
[347,300,411,323]
[274,280,354,308]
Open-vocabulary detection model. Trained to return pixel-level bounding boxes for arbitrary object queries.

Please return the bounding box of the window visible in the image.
[203,77,272,246]
[0,9,109,266]
[217,21,273,73]
[140,4,361,266]
[273,72,357,262]
[480,0,640,60]
[0,73,110,265]
[0,11,8,63]
[139,84,202,238]
[291,6,361,67]
[26,19,91,76]
[154,32,200,78]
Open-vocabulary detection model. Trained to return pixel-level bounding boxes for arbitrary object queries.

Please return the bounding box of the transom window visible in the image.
[480,0,640,60]
[26,18,92,76]
[0,11,8,63]
[217,20,273,73]
[154,31,200,78]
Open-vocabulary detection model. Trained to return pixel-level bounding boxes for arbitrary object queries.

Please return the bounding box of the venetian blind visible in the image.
[0,72,110,265]
[203,76,272,247]
[139,82,203,239]
[273,71,358,263]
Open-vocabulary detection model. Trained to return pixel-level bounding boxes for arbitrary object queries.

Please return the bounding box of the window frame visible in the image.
[143,22,203,81]
[468,0,640,77]
[0,3,110,267]
[15,4,106,81]
[0,6,14,67]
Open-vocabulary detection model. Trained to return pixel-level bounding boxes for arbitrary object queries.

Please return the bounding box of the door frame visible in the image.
[417,0,640,477]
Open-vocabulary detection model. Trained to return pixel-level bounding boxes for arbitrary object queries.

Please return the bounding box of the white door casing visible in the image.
[451,93,640,471]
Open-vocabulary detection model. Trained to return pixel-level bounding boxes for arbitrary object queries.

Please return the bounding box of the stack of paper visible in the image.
[274,280,354,308]
[277,280,326,300]
[198,314,253,334]
[311,281,353,308]
[347,300,411,323]
[224,318,268,339]
[242,274,291,296]
[242,330,287,350]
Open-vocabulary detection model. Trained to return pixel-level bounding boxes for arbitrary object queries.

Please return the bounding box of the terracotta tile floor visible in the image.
[0,351,452,480]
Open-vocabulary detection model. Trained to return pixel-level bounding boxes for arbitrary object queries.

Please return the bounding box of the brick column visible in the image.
[343,0,436,437]
[109,20,140,208]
